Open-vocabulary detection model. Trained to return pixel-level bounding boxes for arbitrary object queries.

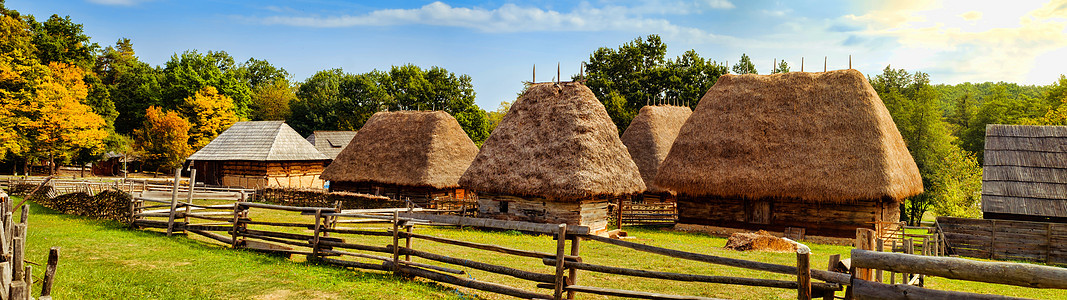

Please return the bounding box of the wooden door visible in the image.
[746,199,772,224]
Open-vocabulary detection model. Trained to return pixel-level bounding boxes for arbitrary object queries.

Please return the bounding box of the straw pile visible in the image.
[654,69,922,203]
[459,82,645,200]
[724,230,797,252]
[621,105,692,193]
[321,111,478,189]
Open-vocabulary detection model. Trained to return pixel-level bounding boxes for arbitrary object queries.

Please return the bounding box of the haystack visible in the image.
[460,82,644,233]
[321,111,478,205]
[654,69,922,238]
[724,230,797,252]
[620,105,692,196]
[187,121,329,189]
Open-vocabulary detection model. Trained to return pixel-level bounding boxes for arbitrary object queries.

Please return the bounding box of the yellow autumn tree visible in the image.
[25,62,107,174]
[0,12,43,160]
[134,106,192,172]
[184,86,238,149]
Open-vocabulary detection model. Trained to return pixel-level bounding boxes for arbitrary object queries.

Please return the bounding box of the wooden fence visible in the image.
[616,198,677,226]
[0,191,61,300]
[127,188,848,300]
[937,216,1067,265]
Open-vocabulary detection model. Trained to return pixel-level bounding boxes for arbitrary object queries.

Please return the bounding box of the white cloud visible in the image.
[86,0,153,6]
[843,0,1067,83]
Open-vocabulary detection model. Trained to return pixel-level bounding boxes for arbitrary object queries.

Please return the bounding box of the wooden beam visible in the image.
[850,249,1067,289]
[398,230,556,259]
[851,278,1028,300]
[564,285,726,300]
[541,258,839,292]
[396,264,554,300]
[395,246,555,283]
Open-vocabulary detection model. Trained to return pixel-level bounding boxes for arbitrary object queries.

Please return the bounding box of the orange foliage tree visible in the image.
[24,62,107,174]
[184,86,238,149]
[134,106,191,172]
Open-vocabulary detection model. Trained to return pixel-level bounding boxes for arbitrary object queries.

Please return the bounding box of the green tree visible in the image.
[96,38,163,134]
[732,53,757,75]
[378,64,489,144]
[486,100,512,133]
[870,66,984,224]
[161,50,253,118]
[580,35,726,133]
[250,78,294,121]
[240,57,289,88]
[773,60,790,74]
[959,86,1044,161]
[27,14,97,69]
[290,69,386,135]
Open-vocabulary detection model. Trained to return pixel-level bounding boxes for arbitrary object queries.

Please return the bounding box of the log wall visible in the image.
[329,181,466,208]
[477,193,611,234]
[937,216,1067,265]
[677,196,897,238]
[196,160,326,189]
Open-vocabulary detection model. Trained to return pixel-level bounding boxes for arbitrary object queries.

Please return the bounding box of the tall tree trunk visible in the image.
[48,154,54,176]
[80,163,85,178]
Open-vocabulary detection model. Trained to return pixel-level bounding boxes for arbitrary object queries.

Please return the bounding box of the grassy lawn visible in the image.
[22,195,1067,299]
[19,198,461,300]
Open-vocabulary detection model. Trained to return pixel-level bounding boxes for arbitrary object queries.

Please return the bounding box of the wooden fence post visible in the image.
[230,203,241,249]
[187,169,196,206]
[797,244,811,300]
[875,238,884,283]
[405,225,413,262]
[166,168,180,236]
[553,224,568,300]
[22,265,30,300]
[904,238,914,284]
[567,236,580,300]
[311,209,322,260]
[392,212,400,273]
[855,228,873,280]
[824,254,839,300]
[41,247,58,298]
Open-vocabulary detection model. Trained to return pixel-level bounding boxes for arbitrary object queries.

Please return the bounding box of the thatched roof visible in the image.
[306,131,357,160]
[320,111,478,189]
[982,124,1067,218]
[654,69,922,203]
[459,82,645,200]
[621,105,692,193]
[188,121,328,161]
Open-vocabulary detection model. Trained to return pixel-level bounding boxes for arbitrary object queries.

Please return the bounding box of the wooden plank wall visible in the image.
[938,216,1067,265]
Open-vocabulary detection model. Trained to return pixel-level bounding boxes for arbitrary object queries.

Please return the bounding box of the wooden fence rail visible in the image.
[937,216,1067,265]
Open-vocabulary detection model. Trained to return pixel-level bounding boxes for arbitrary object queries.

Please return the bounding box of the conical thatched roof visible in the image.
[187,121,328,161]
[320,111,478,189]
[621,105,692,194]
[654,69,922,203]
[460,82,645,200]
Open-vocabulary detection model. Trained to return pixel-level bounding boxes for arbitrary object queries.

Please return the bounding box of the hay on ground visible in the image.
[723,230,797,252]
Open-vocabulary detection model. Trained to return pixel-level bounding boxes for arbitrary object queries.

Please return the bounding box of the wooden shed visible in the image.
[188,121,329,189]
[306,131,357,161]
[320,111,478,206]
[654,70,923,238]
[982,124,1067,223]
[460,82,646,234]
[620,105,692,200]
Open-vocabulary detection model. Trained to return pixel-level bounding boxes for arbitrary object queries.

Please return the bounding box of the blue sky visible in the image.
[8,0,1067,110]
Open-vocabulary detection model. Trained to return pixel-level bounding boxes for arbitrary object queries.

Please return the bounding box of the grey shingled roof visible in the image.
[982,124,1067,218]
[188,121,328,161]
[306,131,358,160]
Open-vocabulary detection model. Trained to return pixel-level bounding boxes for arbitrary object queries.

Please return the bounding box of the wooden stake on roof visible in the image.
[850,55,853,69]
[533,64,536,83]
[773,58,777,73]
[557,62,560,85]
[580,62,584,81]
[824,56,827,72]
[801,57,804,72]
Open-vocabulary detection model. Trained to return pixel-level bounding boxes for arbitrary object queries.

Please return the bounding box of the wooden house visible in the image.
[982,124,1067,223]
[320,111,478,206]
[460,82,646,234]
[188,121,329,189]
[306,131,357,162]
[620,105,692,201]
[653,70,923,238]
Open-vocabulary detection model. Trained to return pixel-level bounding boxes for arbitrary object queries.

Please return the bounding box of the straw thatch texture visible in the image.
[621,105,692,193]
[459,82,645,200]
[982,124,1067,218]
[307,131,358,160]
[188,121,328,161]
[320,111,478,189]
[654,69,922,203]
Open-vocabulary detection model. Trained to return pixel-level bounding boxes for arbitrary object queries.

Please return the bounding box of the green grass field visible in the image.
[20,196,1067,299]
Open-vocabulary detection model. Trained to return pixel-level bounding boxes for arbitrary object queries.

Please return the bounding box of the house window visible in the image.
[500,201,509,213]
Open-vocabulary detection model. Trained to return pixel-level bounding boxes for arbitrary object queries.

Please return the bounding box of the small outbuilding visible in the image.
[620,105,692,200]
[306,131,358,161]
[460,82,646,234]
[320,111,478,206]
[654,70,923,238]
[982,124,1067,223]
[188,121,329,189]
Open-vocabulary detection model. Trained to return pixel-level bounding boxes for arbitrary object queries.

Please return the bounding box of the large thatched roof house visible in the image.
[654,69,923,238]
[320,111,478,206]
[982,124,1067,223]
[620,105,692,197]
[460,82,645,234]
[306,131,358,161]
[188,121,329,189]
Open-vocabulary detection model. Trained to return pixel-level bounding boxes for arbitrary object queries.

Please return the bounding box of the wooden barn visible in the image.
[654,69,923,238]
[320,111,478,206]
[982,124,1067,223]
[620,105,692,201]
[188,121,329,189]
[460,82,646,234]
[306,131,357,161]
